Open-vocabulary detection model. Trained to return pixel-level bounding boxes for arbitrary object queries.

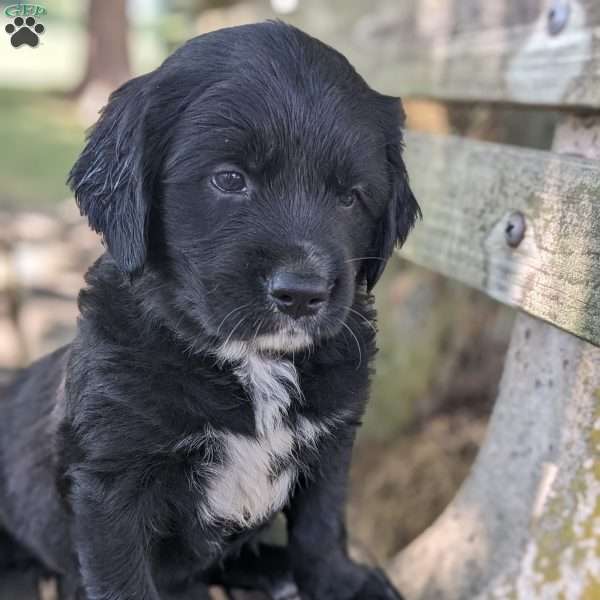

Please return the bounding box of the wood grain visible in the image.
[273,0,600,108]
[400,129,600,346]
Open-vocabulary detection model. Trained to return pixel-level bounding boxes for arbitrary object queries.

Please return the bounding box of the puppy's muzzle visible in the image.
[268,271,329,319]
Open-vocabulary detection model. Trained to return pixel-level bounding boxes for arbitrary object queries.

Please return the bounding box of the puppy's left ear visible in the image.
[365,100,421,291]
[68,73,154,276]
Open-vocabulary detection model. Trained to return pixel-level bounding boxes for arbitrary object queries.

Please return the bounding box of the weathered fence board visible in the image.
[400,129,600,346]
[275,0,600,108]
[389,114,600,600]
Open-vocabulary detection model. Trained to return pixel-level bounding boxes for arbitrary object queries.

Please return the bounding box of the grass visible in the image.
[0,88,85,210]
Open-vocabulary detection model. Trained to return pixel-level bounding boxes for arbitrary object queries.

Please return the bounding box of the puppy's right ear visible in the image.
[68,74,153,276]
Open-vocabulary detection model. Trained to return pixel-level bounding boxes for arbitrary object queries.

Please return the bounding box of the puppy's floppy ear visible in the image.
[68,74,153,276]
[365,100,421,291]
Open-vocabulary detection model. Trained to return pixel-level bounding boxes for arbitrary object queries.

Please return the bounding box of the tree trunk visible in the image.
[74,0,131,120]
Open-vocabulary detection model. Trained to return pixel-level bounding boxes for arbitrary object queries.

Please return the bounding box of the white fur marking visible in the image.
[215,340,248,364]
[200,425,296,526]
[235,352,301,435]
[215,329,313,360]
[198,346,308,526]
[297,415,330,447]
[254,330,313,353]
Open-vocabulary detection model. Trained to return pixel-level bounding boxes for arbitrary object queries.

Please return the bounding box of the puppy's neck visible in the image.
[216,342,302,437]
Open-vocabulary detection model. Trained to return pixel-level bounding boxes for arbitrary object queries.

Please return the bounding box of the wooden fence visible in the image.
[275,0,600,598]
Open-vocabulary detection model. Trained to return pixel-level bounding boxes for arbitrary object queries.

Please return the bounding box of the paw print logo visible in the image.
[5,16,45,48]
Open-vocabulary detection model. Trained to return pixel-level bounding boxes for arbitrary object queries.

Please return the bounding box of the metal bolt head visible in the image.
[547,1,570,35]
[505,212,526,248]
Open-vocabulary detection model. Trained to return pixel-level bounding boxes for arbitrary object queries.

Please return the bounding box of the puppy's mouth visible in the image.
[216,323,313,363]
[254,325,313,353]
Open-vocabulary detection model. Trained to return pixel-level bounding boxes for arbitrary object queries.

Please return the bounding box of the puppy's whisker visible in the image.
[344,256,386,263]
[326,300,377,338]
[337,319,362,370]
[251,319,264,347]
[344,307,378,338]
[221,315,248,350]
[215,304,251,338]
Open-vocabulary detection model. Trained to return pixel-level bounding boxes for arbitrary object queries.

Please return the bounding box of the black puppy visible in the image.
[0,22,419,600]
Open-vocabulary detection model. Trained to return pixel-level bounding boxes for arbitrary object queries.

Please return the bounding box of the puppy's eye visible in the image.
[340,189,360,208]
[211,171,247,194]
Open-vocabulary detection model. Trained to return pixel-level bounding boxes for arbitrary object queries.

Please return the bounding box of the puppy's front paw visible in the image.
[299,562,403,600]
[352,568,404,600]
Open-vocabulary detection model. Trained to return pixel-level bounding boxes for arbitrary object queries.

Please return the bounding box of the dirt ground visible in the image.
[349,411,489,564]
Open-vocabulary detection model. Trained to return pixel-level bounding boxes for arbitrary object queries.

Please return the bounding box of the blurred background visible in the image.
[0,0,521,567]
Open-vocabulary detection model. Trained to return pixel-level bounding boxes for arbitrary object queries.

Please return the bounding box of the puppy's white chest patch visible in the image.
[199,351,312,527]
[234,352,300,435]
[202,424,296,526]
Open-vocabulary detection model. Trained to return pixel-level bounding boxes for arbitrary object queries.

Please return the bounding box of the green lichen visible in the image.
[468,379,600,598]
[528,394,600,592]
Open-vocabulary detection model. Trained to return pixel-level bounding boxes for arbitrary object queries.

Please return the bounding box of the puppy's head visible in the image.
[69,22,420,355]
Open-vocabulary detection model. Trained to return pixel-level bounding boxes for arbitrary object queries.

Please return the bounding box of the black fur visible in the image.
[0,22,419,600]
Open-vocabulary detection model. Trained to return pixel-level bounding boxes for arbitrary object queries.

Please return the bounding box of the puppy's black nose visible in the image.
[269,272,329,318]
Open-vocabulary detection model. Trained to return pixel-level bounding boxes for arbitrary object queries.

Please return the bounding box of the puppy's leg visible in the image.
[70,472,161,600]
[286,435,404,600]
[210,544,299,600]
